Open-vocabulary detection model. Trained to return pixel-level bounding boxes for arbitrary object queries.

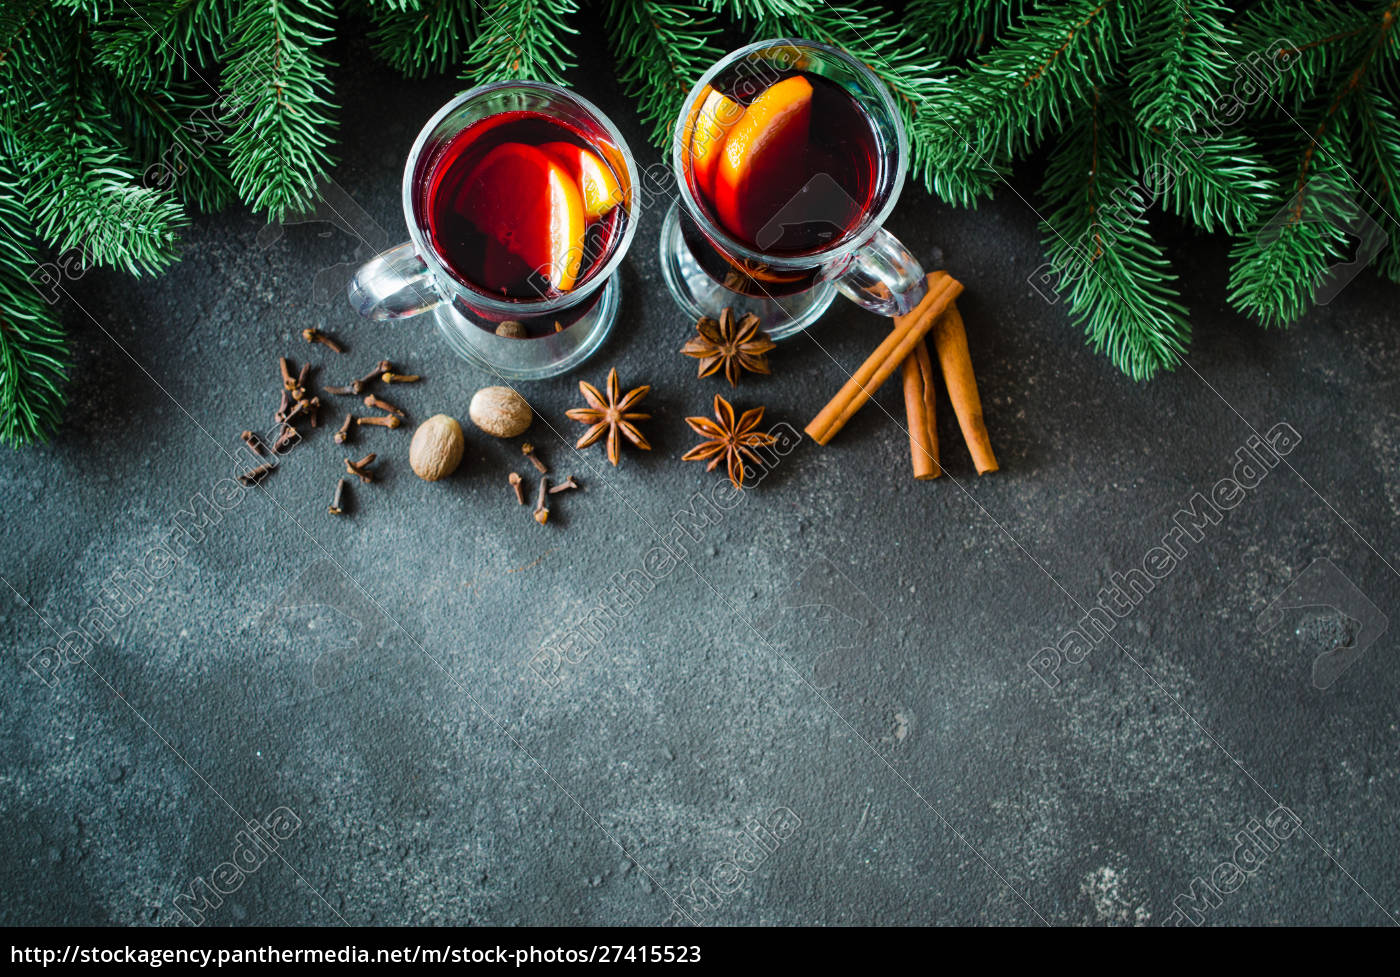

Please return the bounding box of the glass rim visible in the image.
[401,80,640,315]
[670,37,909,270]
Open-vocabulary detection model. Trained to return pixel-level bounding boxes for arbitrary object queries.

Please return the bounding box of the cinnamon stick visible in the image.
[901,339,940,479]
[805,271,962,445]
[931,301,997,475]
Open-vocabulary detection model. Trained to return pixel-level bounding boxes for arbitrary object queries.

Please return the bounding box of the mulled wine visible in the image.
[680,68,879,296]
[417,111,628,324]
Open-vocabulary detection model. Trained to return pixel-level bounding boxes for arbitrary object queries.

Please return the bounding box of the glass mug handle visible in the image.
[830,227,927,317]
[347,241,443,320]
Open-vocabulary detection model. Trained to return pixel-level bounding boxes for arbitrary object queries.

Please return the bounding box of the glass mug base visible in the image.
[659,200,836,341]
[432,275,620,381]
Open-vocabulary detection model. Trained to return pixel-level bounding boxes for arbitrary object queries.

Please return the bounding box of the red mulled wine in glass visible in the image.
[349,83,638,380]
[423,112,628,309]
[663,41,926,339]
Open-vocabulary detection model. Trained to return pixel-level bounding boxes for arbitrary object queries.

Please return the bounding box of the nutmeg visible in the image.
[468,386,532,438]
[495,320,527,338]
[409,414,465,481]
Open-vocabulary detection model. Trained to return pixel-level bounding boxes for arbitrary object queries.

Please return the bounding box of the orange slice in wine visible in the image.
[683,85,743,199]
[461,142,586,292]
[538,141,625,220]
[712,75,813,241]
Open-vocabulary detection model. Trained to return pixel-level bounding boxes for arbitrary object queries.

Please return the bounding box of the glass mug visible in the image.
[349,82,638,380]
[661,39,925,339]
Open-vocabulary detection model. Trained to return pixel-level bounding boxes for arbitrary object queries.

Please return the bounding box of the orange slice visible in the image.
[539,141,625,220]
[712,75,813,242]
[683,85,744,199]
[461,142,586,292]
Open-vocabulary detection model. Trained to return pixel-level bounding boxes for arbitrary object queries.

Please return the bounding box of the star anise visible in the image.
[680,308,776,386]
[682,394,777,490]
[565,367,651,466]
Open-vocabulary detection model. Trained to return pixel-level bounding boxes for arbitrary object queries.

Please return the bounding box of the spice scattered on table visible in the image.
[238,462,274,486]
[303,327,345,353]
[345,452,378,483]
[534,477,550,525]
[681,308,775,386]
[364,393,405,418]
[683,394,777,490]
[521,442,548,474]
[469,386,533,438]
[409,414,465,481]
[565,367,651,467]
[328,478,347,515]
[803,272,998,478]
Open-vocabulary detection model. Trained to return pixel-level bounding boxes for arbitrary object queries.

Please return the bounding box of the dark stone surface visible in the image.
[2,48,1398,928]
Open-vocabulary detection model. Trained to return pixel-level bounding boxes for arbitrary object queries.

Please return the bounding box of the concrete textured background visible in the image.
[2,41,1398,927]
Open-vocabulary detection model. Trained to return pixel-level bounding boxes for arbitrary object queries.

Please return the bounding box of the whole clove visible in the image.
[296,362,311,390]
[382,372,420,384]
[356,414,401,429]
[273,424,299,453]
[283,398,311,426]
[334,414,354,444]
[508,472,525,505]
[238,462,274,486]
[351,360,391,394]
[240,430,265,456]
[344,452,377,483]
[324,384,355,396]
[363,393,405,418]
[275,389,290,423]
[303,328,345,353]
[279,357,295,390]
[521,442,547,473]
[306,395,321,428]
[533,477,549,524]
[548,476,580,494]
[328,478,347,515]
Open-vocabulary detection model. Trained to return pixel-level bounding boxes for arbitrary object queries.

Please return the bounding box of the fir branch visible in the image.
[91,0,227,86]
[1040,91,1189,379]
[1228,124,1361,327]
[948,0,1134,159]
[906,0,1034,56]
[605,0,722,147]
[1127,0,1236,131]
[222,0,339,220]
[370,0,473,78]
[1239,0,1380,102]
[2,10,187,275]
[1353,80,1400,280]
[912,0,1133,207]
[0,0,46,66]
[102,78,236,213]
[460,0,580,86]
[1138,127,1274,233]
[0,159,69,447]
